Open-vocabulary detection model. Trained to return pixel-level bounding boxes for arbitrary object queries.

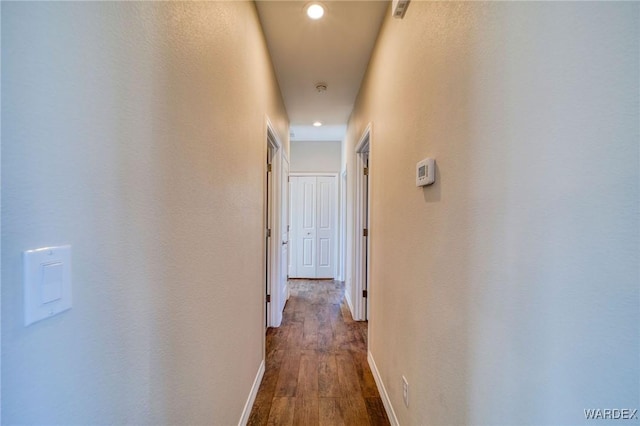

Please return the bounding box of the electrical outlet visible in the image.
[402,376,409,407]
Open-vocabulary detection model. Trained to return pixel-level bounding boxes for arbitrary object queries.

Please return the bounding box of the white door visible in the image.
[265,144,275,328]
[291,176,336,279]
[288,176,294,279]
[362,153,370,319]
[279,157,290,311]
[294,176,317,278]
[316,177,335,279]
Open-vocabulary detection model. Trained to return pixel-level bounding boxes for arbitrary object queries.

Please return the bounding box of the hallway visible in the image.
[248,280,390,425]
[2,2,638,424]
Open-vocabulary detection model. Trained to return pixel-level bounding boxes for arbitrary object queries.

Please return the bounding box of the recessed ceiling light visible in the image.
[313,121,323,127]
[306,3,324,20]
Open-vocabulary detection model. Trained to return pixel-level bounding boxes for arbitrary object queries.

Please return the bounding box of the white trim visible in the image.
[355,123,372,153]
[345,287,354,317]
[368,352,399,426]
[266,117,285,328]
[266,116,282,150]
[337,170,347,282]
[238,360,265,426]
[353,124,372,321]
[280,154,290,317]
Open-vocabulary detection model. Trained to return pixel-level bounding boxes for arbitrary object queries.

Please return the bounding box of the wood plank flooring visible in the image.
[248,280,390,426]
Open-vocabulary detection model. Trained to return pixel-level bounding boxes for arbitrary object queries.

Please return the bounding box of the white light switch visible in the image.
[24,245,72,326]
[40,262,63,304]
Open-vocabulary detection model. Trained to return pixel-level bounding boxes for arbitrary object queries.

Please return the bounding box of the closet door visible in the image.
[315,176,336,279]
[291,176,336,279]
[293,176,317,278]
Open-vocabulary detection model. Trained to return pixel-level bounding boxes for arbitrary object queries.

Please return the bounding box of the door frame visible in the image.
[278,152,290,324]
[265,117,285,328]
[289,172,339,280]
[353,123,372,321]
[338,169,347,282]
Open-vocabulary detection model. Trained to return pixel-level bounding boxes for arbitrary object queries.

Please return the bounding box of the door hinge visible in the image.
[287,176,290,182]
[363,290,368,298]
[267,164,272,173]
[287,225,290,232]
[364,167,369,176]
[266,294,271,303]
[363,228,368,237]
[267,229,272,238]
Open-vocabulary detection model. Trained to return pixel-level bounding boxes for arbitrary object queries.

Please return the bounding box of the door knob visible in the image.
[282,241,288,245]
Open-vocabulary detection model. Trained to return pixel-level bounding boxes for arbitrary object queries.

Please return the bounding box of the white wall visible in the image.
[0,6,3,418]
[2,2,288,424]
[289,140,343,281]
[345,2,639,425]
[290,140,342,173]
[291,141,344,280]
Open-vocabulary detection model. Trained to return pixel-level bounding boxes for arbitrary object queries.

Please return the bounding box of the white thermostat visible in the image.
[416,158,435,187]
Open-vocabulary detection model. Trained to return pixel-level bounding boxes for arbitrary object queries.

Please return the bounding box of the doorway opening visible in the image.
[265,132,275,329]
[264,119,288,329]
[289,173,339,280]
[354,124,371,321]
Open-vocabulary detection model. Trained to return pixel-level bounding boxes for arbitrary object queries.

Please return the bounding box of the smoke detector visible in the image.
[315,82,328,93]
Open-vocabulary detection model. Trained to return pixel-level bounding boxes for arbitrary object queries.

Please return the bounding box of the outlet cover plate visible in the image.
[402,375,409,407]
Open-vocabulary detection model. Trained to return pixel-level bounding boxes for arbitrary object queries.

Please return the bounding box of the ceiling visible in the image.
[255,1,389,141]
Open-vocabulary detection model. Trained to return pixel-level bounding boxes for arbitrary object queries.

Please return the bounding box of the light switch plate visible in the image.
[23,245,72,326]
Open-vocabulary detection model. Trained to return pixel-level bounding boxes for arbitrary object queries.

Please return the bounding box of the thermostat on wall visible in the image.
[416,158,435,187]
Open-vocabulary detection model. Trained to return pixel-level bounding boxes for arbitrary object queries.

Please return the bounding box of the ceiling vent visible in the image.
[315,82,328,93]
[392,0,410,19]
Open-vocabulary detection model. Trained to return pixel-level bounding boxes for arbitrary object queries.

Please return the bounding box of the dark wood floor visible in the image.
[248,280,390,426]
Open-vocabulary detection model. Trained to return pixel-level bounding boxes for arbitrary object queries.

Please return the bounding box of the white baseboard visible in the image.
[238,360,265,426]
[345,288,355,319]
[368,351,400,426]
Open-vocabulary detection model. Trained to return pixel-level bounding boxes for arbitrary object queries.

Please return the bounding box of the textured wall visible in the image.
[345,2,639,425]
[290,140,342,173]
[2,2,288,424]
